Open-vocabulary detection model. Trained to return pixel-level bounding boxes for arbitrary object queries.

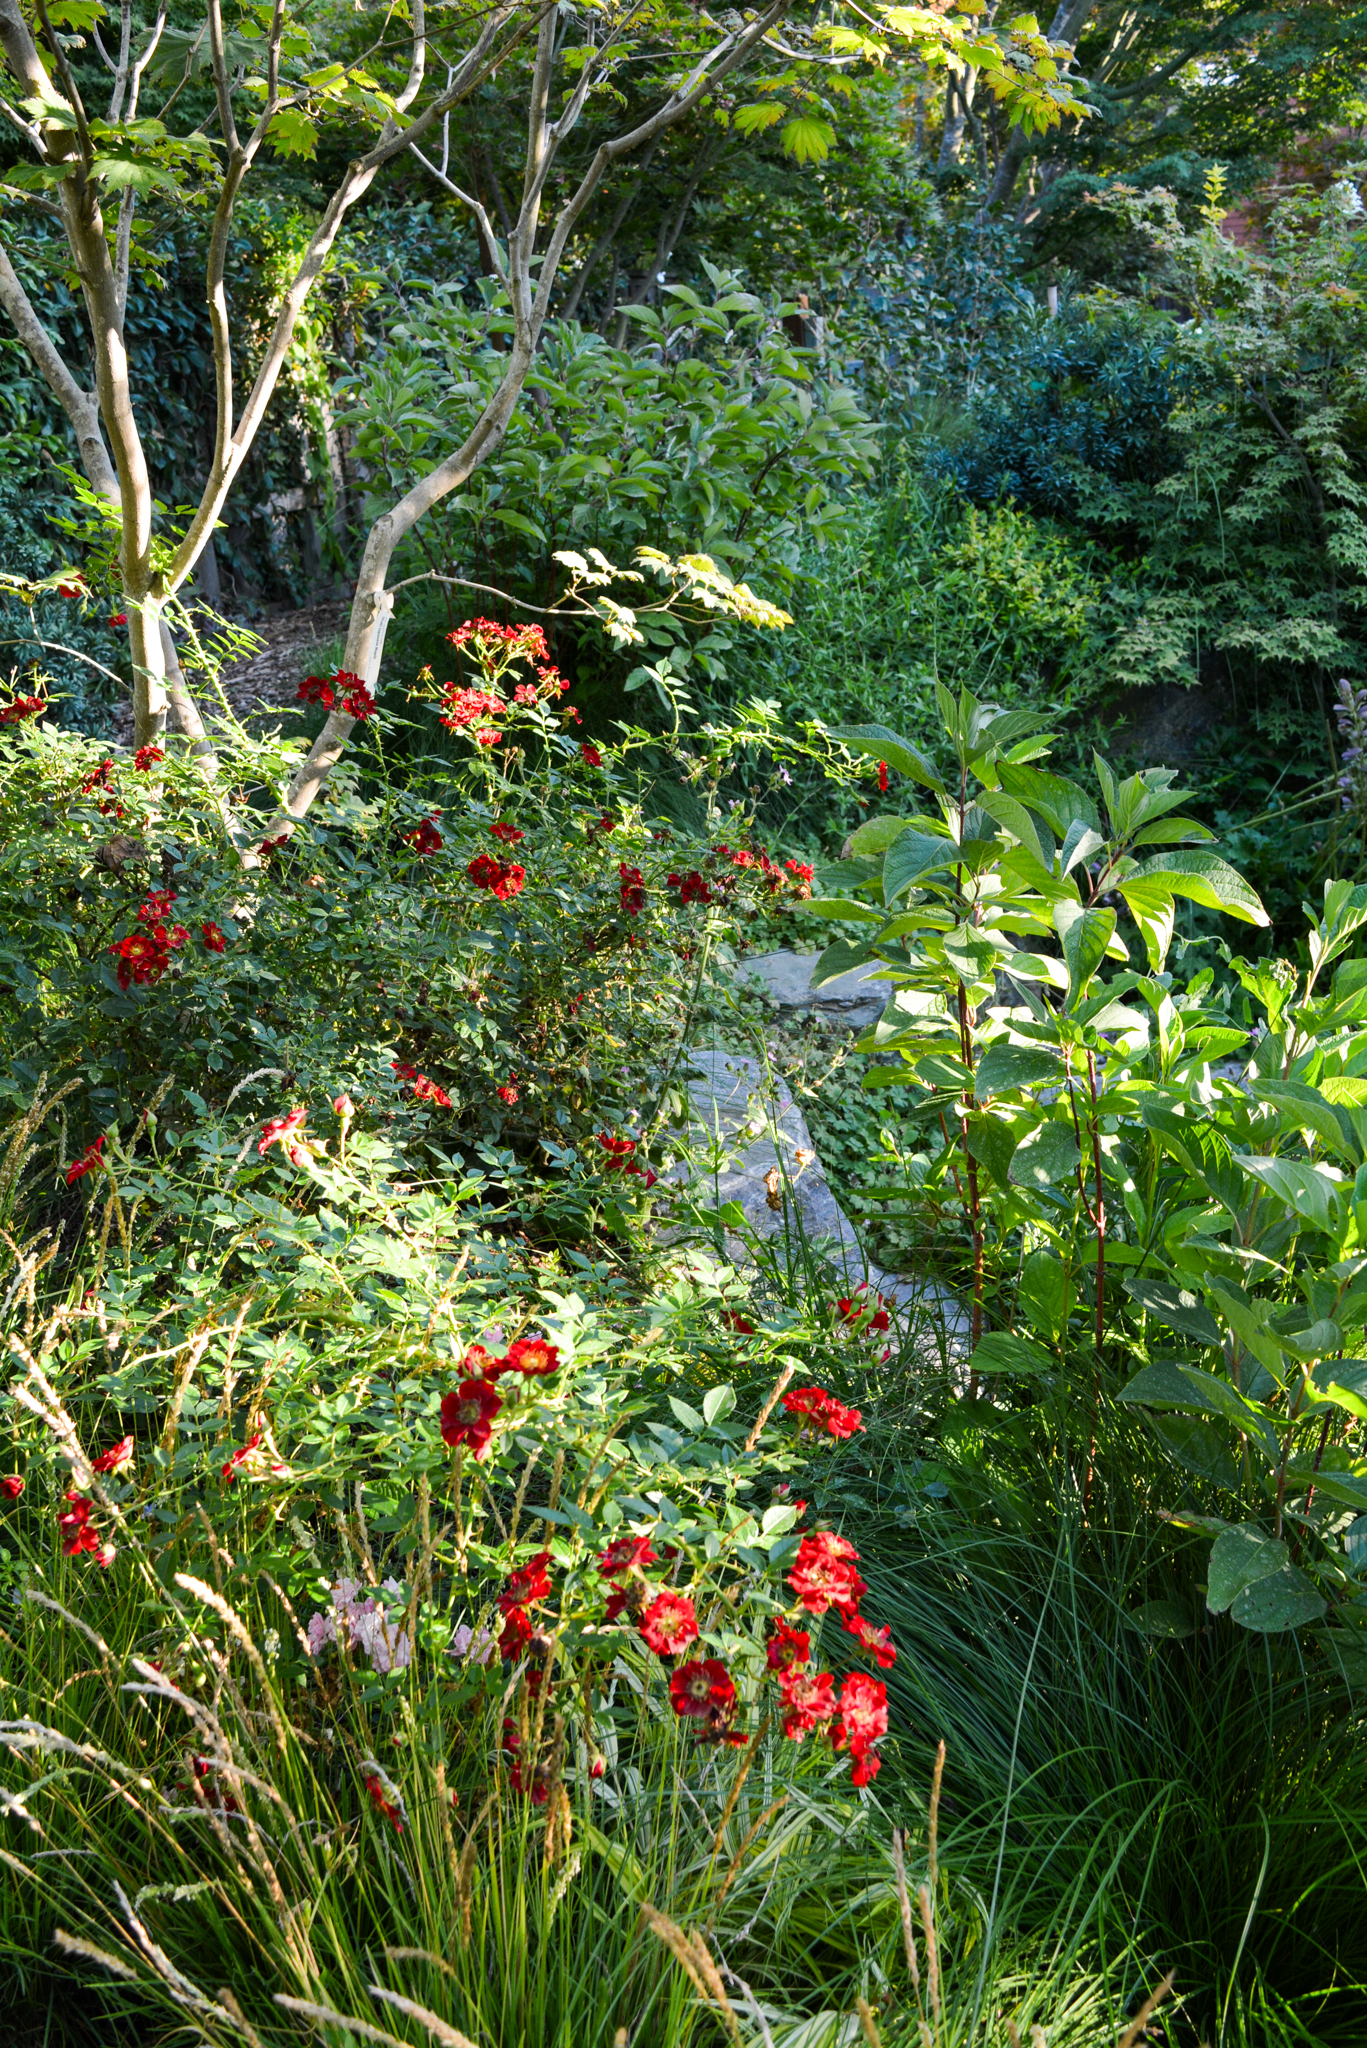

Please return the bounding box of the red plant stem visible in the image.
[956,979,983,1393]
[1083,1048,1105,1516]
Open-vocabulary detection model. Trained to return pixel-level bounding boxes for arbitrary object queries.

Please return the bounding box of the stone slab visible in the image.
[736,950,893,1028]
[674,1048,969,1358]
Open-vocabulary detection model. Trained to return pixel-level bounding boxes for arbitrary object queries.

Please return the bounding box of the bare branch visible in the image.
[0,239,116,498]
[106,0,132,122]
[408,144,507,283]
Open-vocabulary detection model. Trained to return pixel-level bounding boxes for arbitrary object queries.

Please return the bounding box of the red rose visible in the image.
[765,1619,810,1673]
[831,1671,888,1784]
[132,743,163,771]
[581,743,603,768]
[258,1107,309,1164]
[639,1590,697,1658]
[503,1337,560,1378]
[843,1610,897,1668]
[618,864,645,916]
[405,817,443,856]
[1,1475,23,1501]
[787,1531,866,1617]
[669,1658,736,1720]
[91,1436,134,1476]
[66,1135,106,1185]
[499,1548,553,1614]
[439,1378,502,1458]
[778,1667,837,1740]
[490,821,524,844]
[598,1535,658,1579]
[201,922,227,953]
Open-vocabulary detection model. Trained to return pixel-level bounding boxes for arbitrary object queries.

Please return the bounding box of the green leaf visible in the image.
[1054,899,1116,1006]
[1008,1118,1080,1188]
[1229,1567,1325,1632]
[1236,1154,1341,1232]
[1206,1524,1288,1613]
[1122,1274,1221,1345]
[703,1384,736,1426]
[793,897,884,922]
[810,938,874,989]
[1309,1361,1367,1425]
[882,830,958,906]
[1126,1599,1196,1639]
[974,1043,1060,1099]
[1016,1248,1070,1342]
[1118,877,1176,973]
[830,725,944,794]
[780,116,837,165]
[844,814,911,857]
[1250,1081,1350,1154]
[966,1329,1054,1376]
[669,1396,704,1432]
[1120,1361,1207,1409]
[267,107,317,159]
[978,790,1050,872]
[1141,851,1269,927]
[732,102,785,134]
[1151,1414,1240,1489]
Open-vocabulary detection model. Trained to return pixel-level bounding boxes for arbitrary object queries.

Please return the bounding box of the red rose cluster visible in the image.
[778,1528,893,1781]
[0,692,44,725]
[298,670,376,720]
[109,890,188,989]
[598,1131,657,1189]
[439,1336,563,1462]
[782,1382,863,1440]
[668,869,711,906]
[440,684,505,745]
[392,1060,453,1108]
[618,864,645,916]
[132,743,163,772]
[405,816,443,856]
[468,851,526,902]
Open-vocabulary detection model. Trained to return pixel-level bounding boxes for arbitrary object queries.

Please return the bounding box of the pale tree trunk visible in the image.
[260,0,791,848]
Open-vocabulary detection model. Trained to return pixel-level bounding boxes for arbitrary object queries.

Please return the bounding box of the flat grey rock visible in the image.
[737,950,893,1028]
[673,1049,969,1358]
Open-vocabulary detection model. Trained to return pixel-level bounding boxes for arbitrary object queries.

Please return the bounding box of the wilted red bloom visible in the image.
[298,673,336,711]
[782,1385,863,1439]
[843,1610,897,1668]
[499,1603,533,1661]
[669,1658,735,1720]
[779,1667,838,1739]
[440,1378,502,1458]
[258,1107,309,1164]
[877,760,889,793]
[668,869,711,906]
[598,1535,658,1579]
[57,579,85,598]
[66,1135,106,1185]
[581,743,603,768]
[722,1309,755,1334]
[91,1435,134,1476]
[59,1491,106,1562]
[640,1590,698,1658]
[503,1337,560,1378]
[460,1342,502,1380]
[259,833,290,854]
[0,1475,22,1501]
[201,922,227,953]
[132,743,164,771]
[490,821,524,844]
[787,1531,866,1617]
[405,816,443,856]
[391,1061,453,1107]
[497,1080,519,1106]
[765,1619,810,1673]
[108,612,127,627]
[499,1549,553,1614]
[364,1775,403,1831]
[81,757,115,795]
[221,1431,263,1484]
[618,864,645,916]
[137,889,177,925]
[0,693,45,724]
[831,1671,888,1784]
[784,859,814,897]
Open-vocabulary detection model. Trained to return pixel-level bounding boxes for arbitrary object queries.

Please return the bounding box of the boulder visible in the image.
[736,950,893,1029]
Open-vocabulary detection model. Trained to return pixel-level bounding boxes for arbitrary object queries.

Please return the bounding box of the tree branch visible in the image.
[0,238,116,499]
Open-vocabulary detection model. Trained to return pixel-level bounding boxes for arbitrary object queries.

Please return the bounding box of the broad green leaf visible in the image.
[1121,1361,1210,1409]
[1141,851,1269,927]
[1309,1361,1367,1425]
[1205,1279,1288,1380]
[1206,1525,1288,1613]
[1008,1118,1080,1188]
[1016,1248,1070,1342]
[1236,1154,1341,1232]
[1126,1599,1196,1639]
[1229,1567,1325,1632]
[1151,1414,1240,1489]
[1053,899,1115,1006]
[793,897,884,922]
[780,116,836,164]
[1118,877,1176,972]
[973,1043,1059,1100]
[978,790,1050,873]
[966,1329,1054,1376]
[810,938,875,989]
[703,1384,736,1425]
[1122,1274,1220,1345]
[966,1110,1020,1188]
[669,1396,704,1432]
[844,814,911,857]
[882,829,958,905]
[830,724,944,793]
[942,925,1000,984]
[1251,1080,1349,1154]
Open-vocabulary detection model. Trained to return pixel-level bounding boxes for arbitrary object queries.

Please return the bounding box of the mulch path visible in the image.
[107,598,352,745]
